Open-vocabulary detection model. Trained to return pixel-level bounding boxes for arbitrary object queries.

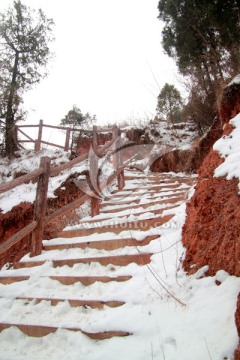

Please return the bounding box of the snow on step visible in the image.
[78,207,176,226]
[104,183,192,201]
[110,178,186,193]
[57,214,175,238]
[0,323,130,339]
[0,169,203,354]
[1,170,236,359]
[42,235,159,251]
[14,253,153,269]
[101,192,187,212]
[79,200,182,223]
[15,298,125,308]
[101,189,190,208]
[0,275,132,285]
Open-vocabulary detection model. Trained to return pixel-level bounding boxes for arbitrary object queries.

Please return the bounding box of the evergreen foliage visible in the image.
[156,83,183,123]
[0,0,54,156]
[60,105,96,130]
[158,0,240,128]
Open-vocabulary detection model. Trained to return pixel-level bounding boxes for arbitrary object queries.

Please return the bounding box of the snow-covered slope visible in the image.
[0,149,87,214]
[214,112,240,190]
[0,170,239,360]
[123,120,198,150]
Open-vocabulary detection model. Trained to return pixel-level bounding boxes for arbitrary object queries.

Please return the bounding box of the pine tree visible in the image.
[60,105,96,130]
[158,0,240,128]
[0,0,54,156]
[156,83,183,123]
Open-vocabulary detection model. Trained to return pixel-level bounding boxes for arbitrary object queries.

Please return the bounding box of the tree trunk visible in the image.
[5,51,19,157]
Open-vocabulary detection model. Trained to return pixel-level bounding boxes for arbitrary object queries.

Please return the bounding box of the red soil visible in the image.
[182,149,240,276]
[182,79,240,358]
[151,117,223,173]
[0,133,113,269]
[0,174,85,269]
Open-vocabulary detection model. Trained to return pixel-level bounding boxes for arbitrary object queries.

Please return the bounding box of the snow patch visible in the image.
[213,113,240,190]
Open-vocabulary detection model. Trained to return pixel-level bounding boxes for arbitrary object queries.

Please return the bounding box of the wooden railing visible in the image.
[16,120,104,152]
[0,126,124,259]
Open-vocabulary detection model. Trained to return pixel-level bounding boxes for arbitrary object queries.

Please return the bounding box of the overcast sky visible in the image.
[0,0,182,127]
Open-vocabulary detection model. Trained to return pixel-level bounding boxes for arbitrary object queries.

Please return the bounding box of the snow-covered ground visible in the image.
[0,147,116,214]
[0,149,89,214]
[120,120,199,172]
[123,120,198,150]
[214,112,240,192]
[0,163,239,359]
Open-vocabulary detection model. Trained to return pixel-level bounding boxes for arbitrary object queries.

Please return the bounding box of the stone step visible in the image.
[101,191,187,208]
[14,253,153,269]
[15,297,125,308]
[0,275,132,286]
[124,175,156,180]
[103,183,191,204]
[106,190,150,199]
[124,175,196,183]
[0,323,130,339]
[124,175,167,181]
[56,214,174,238]
[101,195,186,214]
[79,206,176,225]
[105,183,188,200]
[0,170,195,347]
[43,235,158,251]
[112,178,176,192]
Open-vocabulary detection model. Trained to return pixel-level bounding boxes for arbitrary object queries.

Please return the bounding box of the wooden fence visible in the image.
[16,120,108,152]
[0,125,124,259]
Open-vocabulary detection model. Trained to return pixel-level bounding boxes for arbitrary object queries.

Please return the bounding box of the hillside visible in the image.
[0,77,240,358]
[182,74,240,359]
[0,168,239,360]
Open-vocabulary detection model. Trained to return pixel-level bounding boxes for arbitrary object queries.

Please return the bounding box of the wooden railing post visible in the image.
[34,119,43,151]
[30,156,51,256]
[64,127,71,151]
[113,127,125,190]
[90,126,100,217]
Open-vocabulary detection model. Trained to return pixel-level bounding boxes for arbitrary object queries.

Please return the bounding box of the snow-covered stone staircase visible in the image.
[0,169,196,341]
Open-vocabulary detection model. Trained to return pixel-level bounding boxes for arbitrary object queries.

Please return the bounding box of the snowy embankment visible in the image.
[0,167,239,360]
[0,149,74,213]
[0,147,115,214]
[214,112,240,191]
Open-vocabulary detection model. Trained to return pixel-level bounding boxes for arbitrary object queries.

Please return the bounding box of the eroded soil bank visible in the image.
[182,79,240,359]
[0,174,85,269]
[150,117,223,173]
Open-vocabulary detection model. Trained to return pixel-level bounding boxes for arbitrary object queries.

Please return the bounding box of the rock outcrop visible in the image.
[182,75,240,359]
[150,117,223,173]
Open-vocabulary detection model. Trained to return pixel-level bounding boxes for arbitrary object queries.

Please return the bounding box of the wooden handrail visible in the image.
[0,168,44,194]
[0,124,125,260]
[40,140,65,150]
[31,157,51,256]
[41,123,71,131]
[113,127,125,190]
[17,124,39,128]
[92,126,117,158]
[45,194,89,225]
[41,124,115,133]
[0,221,37,256]
[101,167,125,190]
[96,127,115,133]
[17,128,35,142]
[16,120,117,153]
[50,152,88,177]
[45,167,125,225]
[0,125,120,194]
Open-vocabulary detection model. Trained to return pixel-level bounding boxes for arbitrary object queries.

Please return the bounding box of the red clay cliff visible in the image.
[182,77,240,359]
